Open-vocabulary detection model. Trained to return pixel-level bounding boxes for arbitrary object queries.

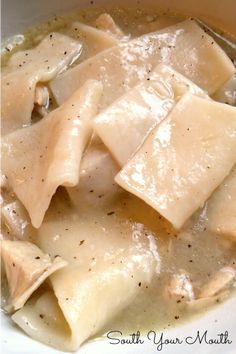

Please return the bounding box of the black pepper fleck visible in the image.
[107,211,115,216]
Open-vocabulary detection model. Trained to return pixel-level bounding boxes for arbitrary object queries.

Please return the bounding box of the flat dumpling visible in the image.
[12,291,72,350]
[67,21,119,59]
[206,167,236,240]
[67,135,122,209]
[1,80,102,228]
[1,240,67,311]
[93,64,208,166]
[2,33,82,134]
[12,197,159,351]
[95,13,125,39]
[50,19,235,107]
[115,94,236,229]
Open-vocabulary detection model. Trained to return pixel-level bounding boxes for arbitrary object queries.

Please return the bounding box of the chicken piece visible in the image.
[34,85,50,108]
[213,74,236,106]
[2,80,102,228]
[1,33,82,134]
[0,240,67,311]
[93,64,208,166]
[95,13,125,39]
[206,167,236,240]
[34,84,50,117]
[1,34,25,57]
[165,272,195,301]
[1,200,34,240]
[116,94,236,229]
[50,19,235,107]
[0,174,8,189]
[199,267,236,298]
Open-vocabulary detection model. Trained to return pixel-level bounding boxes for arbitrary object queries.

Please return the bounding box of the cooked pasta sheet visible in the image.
[12,190,159,351]
[66,20,119,58]
[206,166,236,240]
[92,64,208,166]
[67,135,122,209]
[115,94,236,229]
[2,80,102,228]
[1,33,82,134]
[50,19,235,107]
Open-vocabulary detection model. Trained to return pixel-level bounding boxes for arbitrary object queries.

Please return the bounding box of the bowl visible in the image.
[1,1,236,353]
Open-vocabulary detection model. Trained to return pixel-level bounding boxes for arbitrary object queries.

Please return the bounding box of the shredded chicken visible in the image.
[0,175,8,189]
[1,200,34,240]
[34,84,50,116]
[165,272,195,301]
[1,240,67,311]
[199,266,236,298]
